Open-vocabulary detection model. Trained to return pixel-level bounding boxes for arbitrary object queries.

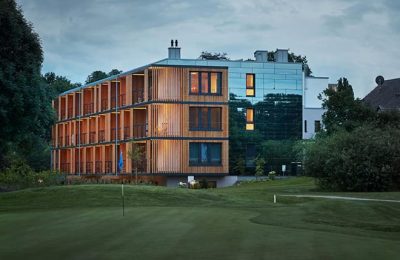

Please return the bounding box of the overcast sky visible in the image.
[16,0,400,97]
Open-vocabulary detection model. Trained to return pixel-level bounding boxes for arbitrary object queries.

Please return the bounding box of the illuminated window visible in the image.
[190,72,199,93]
[246,108,254,130]
[189,107,222,131]
[246,74,255,97]
[190,71,221,95]
[189,143,222,166]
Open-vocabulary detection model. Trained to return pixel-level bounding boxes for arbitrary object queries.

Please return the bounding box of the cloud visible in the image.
[16,0,400,98]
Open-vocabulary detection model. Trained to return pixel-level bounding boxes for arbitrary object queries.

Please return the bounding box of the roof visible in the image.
[363,78,400,111]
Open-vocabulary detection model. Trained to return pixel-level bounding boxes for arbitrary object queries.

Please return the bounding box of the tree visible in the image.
[319,77,374,134]
[255,156,266,180]
[85,70,108,84]
[0,0,54,170]
[43,72,81,95]
[233,157,246,175]
[304,125,400,191]
[108,69,122,76]
[199,51,229,60]
[128,144,144,184]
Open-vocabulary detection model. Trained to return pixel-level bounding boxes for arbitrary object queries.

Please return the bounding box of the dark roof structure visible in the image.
[363,78,400,111]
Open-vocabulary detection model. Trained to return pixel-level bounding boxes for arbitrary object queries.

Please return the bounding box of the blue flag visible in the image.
[118,151,124,173]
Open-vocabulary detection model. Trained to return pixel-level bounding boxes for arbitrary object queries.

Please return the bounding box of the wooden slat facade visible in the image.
[52,65,229,179]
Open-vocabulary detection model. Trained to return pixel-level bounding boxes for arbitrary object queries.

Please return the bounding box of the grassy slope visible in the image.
[0,177,399,260]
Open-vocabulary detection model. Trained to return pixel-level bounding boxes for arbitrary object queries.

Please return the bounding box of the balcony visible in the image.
[133,124,147,138]
[78,133,87,145]
[95,161,102,173]
[60,109,66,119]
[105,161,112,173]
[86,162,93,174]
[111,128,121,141]
[58,136,63,147]
[65,135,70,146]
[119,94,126,107]
[101,99,108,111]
[132,90,144,104]
[89,131,96,144]
[98,130,105,143]
[83,103,94,115]
[60,163,70,173]
[67,107,73,118]
[124,126,130,140]
[75,162,83,174]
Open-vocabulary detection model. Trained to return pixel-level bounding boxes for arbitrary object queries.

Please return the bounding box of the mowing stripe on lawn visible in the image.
[279,194,400,203]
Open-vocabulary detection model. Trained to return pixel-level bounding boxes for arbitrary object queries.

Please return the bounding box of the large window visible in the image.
[189,107,222,131]
[190,72,222,95]
[246,108,254,130]
[189,143,222,166]
[246,74,255,97]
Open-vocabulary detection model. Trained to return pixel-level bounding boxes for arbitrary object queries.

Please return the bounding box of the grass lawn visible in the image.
[0,177,399,259]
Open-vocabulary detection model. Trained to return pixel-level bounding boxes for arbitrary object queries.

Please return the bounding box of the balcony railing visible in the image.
[111,96,116,109]
[67,107,73,118]
[133,90,144,104]
[101,99,108,111]
[60,163,70,173]
[124,126,130,140]
[89,131,96,144]
[95,161,102,173]
[133,124,147,138]
[83,103,94,115]
[65,135,70,146]
[98,130,105,143]
[60,109,66,119]
[75,162,83,174]
[119,94,126,107]
[78,133,87,145]
[58,136,63,146]
[86,162,93,174]
[111,128,121,141]
[105,161,112,173]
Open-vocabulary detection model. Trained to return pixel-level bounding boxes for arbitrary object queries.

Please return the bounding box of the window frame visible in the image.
[314,120,321,132]
[189,142,222,166]
[189,107,222,131]
[189,71,222,96]
[246,73,255,97]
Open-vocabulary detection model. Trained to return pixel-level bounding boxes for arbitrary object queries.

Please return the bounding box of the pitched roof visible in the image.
[363,78,400,111]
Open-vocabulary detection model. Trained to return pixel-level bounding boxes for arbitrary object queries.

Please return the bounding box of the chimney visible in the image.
[254,50,268,62]
[274,49,288,62]
[168,39,181,59]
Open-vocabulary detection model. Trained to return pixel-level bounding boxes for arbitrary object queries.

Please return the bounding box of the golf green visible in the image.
[1,178,399,259]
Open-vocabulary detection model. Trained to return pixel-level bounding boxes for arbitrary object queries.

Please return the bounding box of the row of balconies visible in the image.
[57,160,146,174]
[57,90,145,121]
[54,124,147,147]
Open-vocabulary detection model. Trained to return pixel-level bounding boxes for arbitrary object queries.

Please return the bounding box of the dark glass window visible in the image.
[315,120,321,132]
[189,107,222,131]
[190,71,222,95]
[189,143,222,166]
[246,74,255,97]
[304,120,307,133]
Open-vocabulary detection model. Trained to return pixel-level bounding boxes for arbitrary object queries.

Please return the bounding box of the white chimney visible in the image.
[168,39,181,59]
[274,49,288,62]
[254,50,268,62]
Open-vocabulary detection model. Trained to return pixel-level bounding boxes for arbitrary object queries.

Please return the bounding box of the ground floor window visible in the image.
[189,142,222,166]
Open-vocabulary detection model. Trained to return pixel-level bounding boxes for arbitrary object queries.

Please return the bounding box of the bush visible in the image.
[304,125,400,191]
[0,159,64,191]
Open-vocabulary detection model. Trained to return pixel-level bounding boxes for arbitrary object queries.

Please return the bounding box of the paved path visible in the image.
[279,194,400,203]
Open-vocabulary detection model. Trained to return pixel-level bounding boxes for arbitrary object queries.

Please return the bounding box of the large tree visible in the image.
[0,0,54,170]
[43,72,81,95]
[85,69,122,84]
[319,77,374,134]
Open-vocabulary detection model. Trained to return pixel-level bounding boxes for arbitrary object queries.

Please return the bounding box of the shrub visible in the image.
[304,125,400,191]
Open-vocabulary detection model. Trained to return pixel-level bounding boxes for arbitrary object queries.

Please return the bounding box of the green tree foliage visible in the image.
[199,51,229,60]
[319,77,375,134]
[0,0,54,170]
[85,70,108,84]
[304,125,400,191]
[85,69,122,84]
[43,72,81,95]
[128,144,145,184]
[255,156,266,179]
[260,140,297,174]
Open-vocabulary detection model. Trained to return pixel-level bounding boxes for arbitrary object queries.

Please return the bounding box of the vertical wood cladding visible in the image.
[52,65,228,176]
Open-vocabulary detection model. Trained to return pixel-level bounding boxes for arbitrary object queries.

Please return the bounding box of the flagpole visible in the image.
[122,183,125,216]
